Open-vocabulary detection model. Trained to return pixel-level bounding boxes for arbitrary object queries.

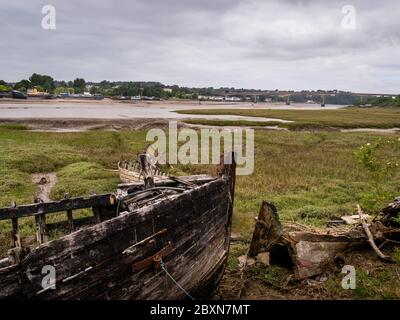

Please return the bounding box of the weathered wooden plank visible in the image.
[92,206,102,224]
[248,201,282,257]
[11,218,21,248]
[66,209,74,233]
[0,264,22,299]
[218,152,236,253]
[46,216,94,232]
[0,194,117,221]
[118,175,215,189]
[35,214,48,244]
[66,204,228,300]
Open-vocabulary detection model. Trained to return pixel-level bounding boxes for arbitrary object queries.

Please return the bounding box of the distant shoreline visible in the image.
[0,98,347,110]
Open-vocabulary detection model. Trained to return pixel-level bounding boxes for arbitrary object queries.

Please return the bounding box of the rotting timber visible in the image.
[0,153,236,299]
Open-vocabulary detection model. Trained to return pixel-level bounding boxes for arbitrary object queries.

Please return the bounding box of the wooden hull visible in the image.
[118,160,167,183]
[0,178,233,299]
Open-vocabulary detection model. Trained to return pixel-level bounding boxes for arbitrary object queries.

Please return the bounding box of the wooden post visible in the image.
[67,209,74,232]
[219,152,236,253]
[10,201,21,248]
[219,152,236,204]
[11,218,21,248]
[33,197,48,244]
[92,206,102,224]
[35,213,48,244]
[64,193,75,232]
[140,154,154,189]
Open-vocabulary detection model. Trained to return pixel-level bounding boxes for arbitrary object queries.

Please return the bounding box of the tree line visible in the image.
[0,74,87,95]
[353,96,400,107]
[1,74,398,105]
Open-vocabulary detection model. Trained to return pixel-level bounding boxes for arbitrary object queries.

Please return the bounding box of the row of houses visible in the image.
[198,95,243,102]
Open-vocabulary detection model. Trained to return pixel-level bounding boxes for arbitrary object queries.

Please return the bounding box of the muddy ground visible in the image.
[0,118,174,131]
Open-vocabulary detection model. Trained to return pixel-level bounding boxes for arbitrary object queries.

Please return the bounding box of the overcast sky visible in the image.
[0,0,399,93]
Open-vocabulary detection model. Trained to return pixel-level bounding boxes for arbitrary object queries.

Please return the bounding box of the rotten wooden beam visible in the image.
[247,201,370,279]
[0,194,117,221]
[118,175,215,189]
[248,201,283,257]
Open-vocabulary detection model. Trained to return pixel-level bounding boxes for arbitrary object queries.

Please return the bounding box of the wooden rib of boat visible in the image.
[0,153,235,299]
[118,146,170,184]
[118,159,167,183]
[118,156,167,184]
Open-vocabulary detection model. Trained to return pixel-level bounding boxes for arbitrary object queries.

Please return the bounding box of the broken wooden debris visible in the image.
[284,230,365,279]
[248,201,282,257]
[247,198,400,280]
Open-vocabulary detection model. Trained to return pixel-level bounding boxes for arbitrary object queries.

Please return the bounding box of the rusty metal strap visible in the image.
[131,241,174,272]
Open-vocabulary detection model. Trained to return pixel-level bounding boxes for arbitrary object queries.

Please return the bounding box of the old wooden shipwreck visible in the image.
[0,153,236,299]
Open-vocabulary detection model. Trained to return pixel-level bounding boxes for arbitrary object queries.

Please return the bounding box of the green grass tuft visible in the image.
[50,162,120,199]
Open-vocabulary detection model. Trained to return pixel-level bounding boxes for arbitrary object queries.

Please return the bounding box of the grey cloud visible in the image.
[0,0,399,93]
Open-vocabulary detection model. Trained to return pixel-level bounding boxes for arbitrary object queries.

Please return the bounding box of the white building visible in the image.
[225,96,242,102]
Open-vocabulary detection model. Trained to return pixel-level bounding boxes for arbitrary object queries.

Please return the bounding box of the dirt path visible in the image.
[32,173,58,202]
